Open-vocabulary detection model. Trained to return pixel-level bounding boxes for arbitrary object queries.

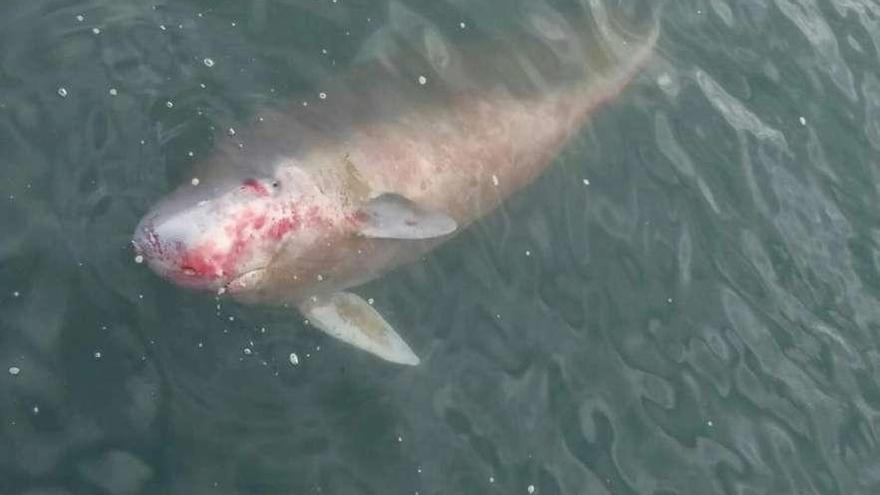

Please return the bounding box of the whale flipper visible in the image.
[357,193,457,240]
[298,292,420,366]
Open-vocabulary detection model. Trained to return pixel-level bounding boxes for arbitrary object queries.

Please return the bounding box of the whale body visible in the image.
[133,5,658,365]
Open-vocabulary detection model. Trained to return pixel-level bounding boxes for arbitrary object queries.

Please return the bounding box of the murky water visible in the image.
[2,0,880,494]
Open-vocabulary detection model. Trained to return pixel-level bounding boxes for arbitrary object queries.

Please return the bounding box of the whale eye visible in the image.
[272,180,281,189]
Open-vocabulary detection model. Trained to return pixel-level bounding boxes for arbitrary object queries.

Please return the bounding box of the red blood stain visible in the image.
[267,215,300,240]
[305,205,333,229]
[242,179,269,197]
[172,202,308,282]
[179,244,221,279]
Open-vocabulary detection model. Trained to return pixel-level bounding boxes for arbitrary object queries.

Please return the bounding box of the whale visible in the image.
[132,4,659,365]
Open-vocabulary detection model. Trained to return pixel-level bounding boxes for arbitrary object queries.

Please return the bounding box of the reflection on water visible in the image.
[1,0,880,494]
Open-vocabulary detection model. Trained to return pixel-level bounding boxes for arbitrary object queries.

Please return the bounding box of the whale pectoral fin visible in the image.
[357,193,457,240]
[297,292,420,366]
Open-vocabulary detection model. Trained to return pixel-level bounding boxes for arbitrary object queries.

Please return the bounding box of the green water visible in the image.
[2,0,880,494]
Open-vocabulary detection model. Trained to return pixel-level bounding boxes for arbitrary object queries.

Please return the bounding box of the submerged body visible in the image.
[133,10,658,364]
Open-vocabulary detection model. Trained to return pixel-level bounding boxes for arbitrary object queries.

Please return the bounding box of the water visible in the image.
[1,0,880,493]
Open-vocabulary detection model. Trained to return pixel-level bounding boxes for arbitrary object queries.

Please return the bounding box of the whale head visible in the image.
[133,174,305,293]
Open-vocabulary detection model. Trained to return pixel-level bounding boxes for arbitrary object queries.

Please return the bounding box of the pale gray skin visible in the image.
[133,16,658,364]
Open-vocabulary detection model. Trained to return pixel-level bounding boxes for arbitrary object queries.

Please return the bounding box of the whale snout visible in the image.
[132,211,228,290]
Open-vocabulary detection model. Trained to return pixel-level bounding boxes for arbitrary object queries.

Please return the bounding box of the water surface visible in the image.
[1,0,880,494]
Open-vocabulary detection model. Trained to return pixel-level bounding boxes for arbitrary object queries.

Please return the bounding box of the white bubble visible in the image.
[527,485,535,494]
[76,14,84,22]
[397,436,403,443]
[191,177,200,185]
[318,92,327,100]
[289,352,299,365]
[203,58,215,67]
[418,75,427,85]
[92,27,101,35]
[8,366,20,376]
[657,73,672,87]
[243,348,252,356]
[460,21,467,29]
[316,274,324,281]
[525,250,531,257]
[134,255,144,264]
[109,88,118,96]
[165,100,174,108]
[94,351,102,359]
[583,178,590,186]
[57,87,68,98]
[227,127,236,136]
[367,298,374,305]
[32,405,39,414]
[159,24,166,31]
[489,477,495,483]
[492,174,499,186]
[799,116,806,126]
[12,291,20,298]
